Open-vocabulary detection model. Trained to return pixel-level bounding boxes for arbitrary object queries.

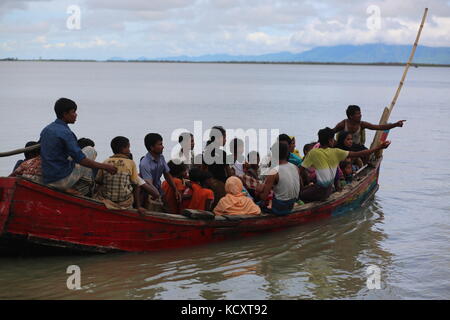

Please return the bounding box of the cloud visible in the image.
[0,0,449,59]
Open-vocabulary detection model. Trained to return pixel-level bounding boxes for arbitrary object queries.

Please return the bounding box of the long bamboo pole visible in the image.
[0,144,41,158]
[370,8,428,155]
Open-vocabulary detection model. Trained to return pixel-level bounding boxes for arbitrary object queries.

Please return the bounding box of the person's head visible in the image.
[247,151,260,166]
[336,131,353,150]
[179,132,194,151]
[77,138,95,149]
[230,138,244,156]
[278,134,292,151]
[207,126,226,146]
[346,105,362,122]
[144,133,164,155]
[272,141,289,163]
[24,141,40,159]
[289,136,296,153]
[111,136,130,155]
[225,176,244,196]
[54,98,77,123]
[303,143,315,157]
[318,127,335,147]
[189,168,213,187]
[340,160,353,176]
[168,160,187,179]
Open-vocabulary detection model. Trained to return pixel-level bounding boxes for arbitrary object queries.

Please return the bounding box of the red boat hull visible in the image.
[0,161,381,253]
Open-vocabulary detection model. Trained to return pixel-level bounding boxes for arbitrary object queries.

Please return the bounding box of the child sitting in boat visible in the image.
[10,144,43,184]
[339,159,354,188]
[162,161,191,214]
[185,168,215,212]
[214,176,261,216]
[95,136,146,214]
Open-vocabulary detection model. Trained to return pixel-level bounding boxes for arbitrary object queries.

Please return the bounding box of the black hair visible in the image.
[339,159,352,171]
[167,160,187,178]
[230,138,244,155]
[346,105,361,118]
[303,142,315,156]
[111,136,130,154]
[178,132,193,144]
[247,151,260,163]
[54,98,77,119]
[318,127,335,146]
[336,131,352,150]
[189,168,212,185]
[144,133,163,151]
[206,126,226,146]
[272,142,289,162]
[77,138,95,149]
[24,141,40,160]
[278,134,292,145]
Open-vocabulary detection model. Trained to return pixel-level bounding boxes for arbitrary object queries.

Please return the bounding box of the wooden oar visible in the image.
[0,143,41,158]
[370,8,428,157]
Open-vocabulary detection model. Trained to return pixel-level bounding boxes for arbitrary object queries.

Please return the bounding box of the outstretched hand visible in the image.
[379,140,391,149]
[396,120,406,127]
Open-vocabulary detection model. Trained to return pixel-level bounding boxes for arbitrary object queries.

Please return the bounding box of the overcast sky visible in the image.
[1,0,449,60]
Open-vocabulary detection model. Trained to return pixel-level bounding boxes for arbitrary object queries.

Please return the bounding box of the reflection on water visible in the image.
[0,200,393,300]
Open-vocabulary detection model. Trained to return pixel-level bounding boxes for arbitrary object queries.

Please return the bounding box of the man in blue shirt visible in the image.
[40,98,117,193]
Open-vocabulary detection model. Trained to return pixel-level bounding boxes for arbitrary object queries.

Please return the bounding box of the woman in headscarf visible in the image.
[213,176,261,216]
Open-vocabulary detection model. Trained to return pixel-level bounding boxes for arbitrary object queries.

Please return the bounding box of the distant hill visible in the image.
[112,44,450,64]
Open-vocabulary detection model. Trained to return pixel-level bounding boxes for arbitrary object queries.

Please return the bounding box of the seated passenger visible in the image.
[162,161,190,214]
[40,98,117,195]
[229,138,245,177]
[339,159,353,188]
[95,136,145,214]
[214,176,261,216]
[290,136,302,159]
[242,151,263,200]
[278,134,302,167]
[176,132,195,171]
[139,133,181,203]
[259,142,302,216]
[10,145,43,183]
[300,127,391,202]
[336,131,363,169]
[302,142,316,185]
[186,168,215,212]
[12,141,40,172]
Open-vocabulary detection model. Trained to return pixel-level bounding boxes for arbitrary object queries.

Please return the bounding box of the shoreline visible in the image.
[1,59,449,68]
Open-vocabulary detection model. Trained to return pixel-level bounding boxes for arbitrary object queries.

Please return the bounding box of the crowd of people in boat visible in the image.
[10,98,405,216]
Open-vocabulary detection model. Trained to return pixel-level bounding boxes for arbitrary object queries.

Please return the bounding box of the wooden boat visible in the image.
[0,158,381,254]
[0,9,428,254]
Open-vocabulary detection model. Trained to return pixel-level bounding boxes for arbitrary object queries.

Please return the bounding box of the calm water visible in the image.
[0,61,449,299]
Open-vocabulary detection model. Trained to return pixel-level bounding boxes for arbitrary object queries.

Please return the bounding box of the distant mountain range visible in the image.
[108,44,450,64]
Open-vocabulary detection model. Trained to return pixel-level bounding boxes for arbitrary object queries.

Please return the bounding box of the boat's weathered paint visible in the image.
[0,160,381,253]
